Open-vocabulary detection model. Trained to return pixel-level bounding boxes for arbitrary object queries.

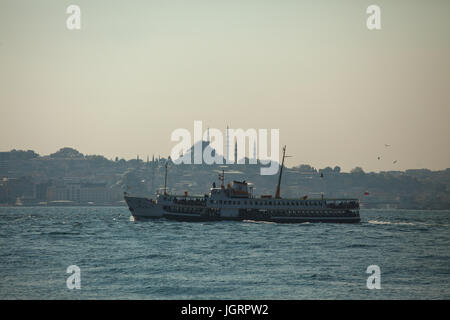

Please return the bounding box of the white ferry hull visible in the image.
[124,184,360,224]
[124,196,164,218]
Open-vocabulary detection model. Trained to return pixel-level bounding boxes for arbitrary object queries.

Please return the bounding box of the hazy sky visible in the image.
[1,0,449,172]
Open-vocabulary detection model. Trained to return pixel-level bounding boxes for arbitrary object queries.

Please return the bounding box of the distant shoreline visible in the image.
[1,205,449,211]
[0,204,127,208]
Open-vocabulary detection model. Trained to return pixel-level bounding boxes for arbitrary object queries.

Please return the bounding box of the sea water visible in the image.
[0,207,449,299]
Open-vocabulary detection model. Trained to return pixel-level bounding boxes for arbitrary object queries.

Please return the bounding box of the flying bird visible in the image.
[384,144,391,147]
[393,160,397,164]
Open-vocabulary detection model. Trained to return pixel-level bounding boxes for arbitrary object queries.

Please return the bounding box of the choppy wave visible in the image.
[368,220,416,226]
[368,220,450,227]
[43,231,81,236]
[1,207,449,299]
[243,219,277,224]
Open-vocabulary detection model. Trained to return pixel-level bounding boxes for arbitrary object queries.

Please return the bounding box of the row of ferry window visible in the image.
[267,210,353,216]
[210,199,323,206]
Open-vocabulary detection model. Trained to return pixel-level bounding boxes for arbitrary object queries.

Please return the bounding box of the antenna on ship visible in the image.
[219,169,225,188]
[275,145,291,199]
[164,161,168,195]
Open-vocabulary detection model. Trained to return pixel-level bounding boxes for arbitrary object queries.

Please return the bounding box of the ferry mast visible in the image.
[275,145,287,199]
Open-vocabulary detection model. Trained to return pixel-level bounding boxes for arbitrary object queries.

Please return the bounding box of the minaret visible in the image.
[151,155,155,193]
[163,162,168,195]
[253,141,257,162]
[207,127,210,143]
[226,125,229,163]
[234,140,237,164]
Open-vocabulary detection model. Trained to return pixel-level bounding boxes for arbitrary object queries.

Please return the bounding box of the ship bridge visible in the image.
[210,180,251,200]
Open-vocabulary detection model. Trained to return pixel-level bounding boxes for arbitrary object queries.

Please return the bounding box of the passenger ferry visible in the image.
[124,146,360,223]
